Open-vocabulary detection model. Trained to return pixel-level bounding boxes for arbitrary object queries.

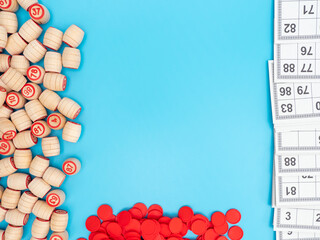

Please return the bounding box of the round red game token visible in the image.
[178,206,194,223]
[124,219,141,233]
[214,221,229,235]
[169,217,183,234]
[167,237,180,240]
[86,216,101,232]
[211,212,226,226]
[148,204,163,213]
[129,207,143,219]
[203,228,219,240]
[141,219,158,236]
[89,233,97,240]
[106,222,122,237]
[159,216,171,224]
[191,214,209,228]
[77,238,87,240]
[226,209,241,224]
[191,219,207,235]
[148,209,163,219]
[134,203,148,217]
[117,211,132,226]
[97,205,113,221]
[217,237,228,240]
[100,221,110,230]
[92,232,109,240]
[180,223,188,236]
[160,223,171,237]
[228,226,243,240]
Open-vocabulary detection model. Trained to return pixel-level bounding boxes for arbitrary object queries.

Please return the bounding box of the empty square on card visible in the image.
[281,2,300,19]
[299,131,316,147]
[295,99,313,114]
[299,155,317,168]
[280,131,299,147]
[297,209,313,225]
[312,84,320,97]
[280,44,298,59]
[299,19,317,36]
[299,183,316,197]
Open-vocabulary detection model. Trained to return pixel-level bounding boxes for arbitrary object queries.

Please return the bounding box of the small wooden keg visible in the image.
[43,167,65,187]
[18,191,38,214]
[41,137,60,157]
[63,24,84,48]
[32,200,55,221]
[28,177,51,198]
[29,155,49,177]
[19,19,42,43]
[11,109,32,132]
[13,148,32,169]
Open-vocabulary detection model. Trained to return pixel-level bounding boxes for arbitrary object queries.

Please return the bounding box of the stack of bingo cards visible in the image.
[270,0,320,239]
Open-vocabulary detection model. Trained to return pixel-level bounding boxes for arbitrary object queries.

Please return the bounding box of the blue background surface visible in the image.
[0,0,275,239]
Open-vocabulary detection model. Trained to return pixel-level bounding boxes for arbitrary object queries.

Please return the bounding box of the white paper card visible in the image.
[274,208,320,232]
[269,61,320,125]
[275,175,320,206]
[277,231,320,240]
[274,124,320,154]
[275,0,320,43]
[274,43,320,82]
[275,154,320,175]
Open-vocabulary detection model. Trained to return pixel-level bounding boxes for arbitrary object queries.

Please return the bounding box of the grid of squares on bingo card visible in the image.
[277,43,320,77]
[279,0,320,39]
[272,0,320,238]
[275,82,320,117]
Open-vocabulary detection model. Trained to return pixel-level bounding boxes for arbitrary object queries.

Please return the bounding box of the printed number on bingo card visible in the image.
[269,61,320,125]
[274,208,320,232]
[274,43,320,82]
[275,154,320,175]
[275,175,320,206]
[275,0,320,42]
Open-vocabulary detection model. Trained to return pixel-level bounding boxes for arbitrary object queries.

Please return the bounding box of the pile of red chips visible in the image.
[79,203,243,240]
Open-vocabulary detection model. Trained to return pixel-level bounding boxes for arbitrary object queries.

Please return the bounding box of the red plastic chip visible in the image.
[226,209,241,224]
[178,206,194,223]
[217,237,228,240]
[141,219,158,236]
[191,219,207,235]
[169,217,183,234]
[117,211,132,226]
[180,223,188,236]
[203,228,219,240]
[92,232,109,240]
[97,205,113,221]
[228,226,244,240]
[106,222,122,237]
[134,203,148,217]
[160,223,171,237]
[129,207,143,219]
[214,221,229,235]
[86,216,101,232]
[148,209,163,219]
[148,204,163,214]
[211,212,226,226]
